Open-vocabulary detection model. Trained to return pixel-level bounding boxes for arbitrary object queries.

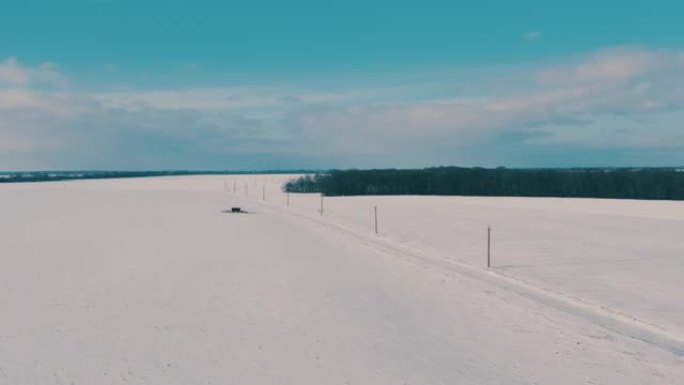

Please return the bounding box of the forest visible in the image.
[0,170,307,183]
[284,167,684,200]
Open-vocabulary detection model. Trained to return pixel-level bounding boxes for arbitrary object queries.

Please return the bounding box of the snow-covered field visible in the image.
[1,175,682,384]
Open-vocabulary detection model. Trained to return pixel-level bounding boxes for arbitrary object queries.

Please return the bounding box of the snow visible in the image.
[1,175,682,384]
[253,175,684,336]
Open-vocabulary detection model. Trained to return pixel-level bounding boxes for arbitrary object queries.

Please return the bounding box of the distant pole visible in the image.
[287,192,290,207]
[245,184,248,197]
[487,225,492,268]
[320,193,324,216]
[374,205,378,235]
[224,180,227,193]
[233,181,236,194]
[262,186,265,201]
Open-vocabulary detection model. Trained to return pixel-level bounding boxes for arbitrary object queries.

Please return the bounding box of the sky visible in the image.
[1,0,684,170]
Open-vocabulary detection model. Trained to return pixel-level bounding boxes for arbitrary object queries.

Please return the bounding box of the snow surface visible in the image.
[1,175,682,384]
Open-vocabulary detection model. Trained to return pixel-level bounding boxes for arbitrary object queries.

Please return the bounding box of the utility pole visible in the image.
[374,206,378,235]
[287,192,290,207]
[233,181,236,194]
[320,194,324,216]
[262,186,265,201]
[245,184,248,197]
[487,225,492,268]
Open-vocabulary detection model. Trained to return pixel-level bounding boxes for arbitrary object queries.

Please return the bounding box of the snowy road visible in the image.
[1,177,682,384]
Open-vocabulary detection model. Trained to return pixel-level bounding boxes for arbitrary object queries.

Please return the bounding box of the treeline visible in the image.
[284,167,684,200]
[0,170,313,184]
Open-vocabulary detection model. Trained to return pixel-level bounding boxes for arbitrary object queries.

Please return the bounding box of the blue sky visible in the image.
[1,0,683,170]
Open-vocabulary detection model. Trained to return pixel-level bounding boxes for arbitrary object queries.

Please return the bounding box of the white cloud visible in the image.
[524,31,542,41]
[536,47,681,86]
[0,88,78,116]
[0,57,68,88]
[2,46,684,169]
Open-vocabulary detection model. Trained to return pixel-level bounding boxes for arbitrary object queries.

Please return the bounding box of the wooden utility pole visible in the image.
[374,206,378,235]
[262,186,265,201]
[320,194,324,216]
[287,192,290,207]
[487,225,492,268]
